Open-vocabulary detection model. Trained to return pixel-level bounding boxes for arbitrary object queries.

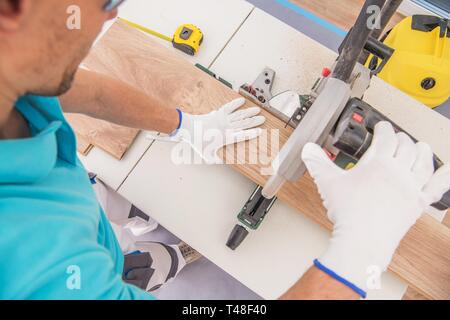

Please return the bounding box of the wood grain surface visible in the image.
[402,208,450,300]
[402,286,429,300]
[443,211,450,228]
[65,113,139,160]
[94,21,450,299]
[76,135,94,156]
[290,0,405,32]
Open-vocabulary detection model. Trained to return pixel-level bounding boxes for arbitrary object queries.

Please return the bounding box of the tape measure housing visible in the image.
[172,24,203,56]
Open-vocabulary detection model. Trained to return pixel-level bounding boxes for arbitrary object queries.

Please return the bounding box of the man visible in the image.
[0,0,449,300]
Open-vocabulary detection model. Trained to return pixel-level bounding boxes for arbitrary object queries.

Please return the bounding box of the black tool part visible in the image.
[364,37,395,75]
[340,31,395,74]
[370,0,404,40]
[195,63,233,88]
[172,41,195,56]
[411,15,450,38]
[226,186,277,250]
[341,33,394,75]
[421,77,436,90]
[356,0,403,66]
[333,98,450,210]
[238,186,277,229]
[179,27,193,40]
[226,225,249,250]
[285,95,313,128]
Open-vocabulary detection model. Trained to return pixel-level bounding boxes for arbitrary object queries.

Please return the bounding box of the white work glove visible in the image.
[302,121,450,297]
[147,98,265,164]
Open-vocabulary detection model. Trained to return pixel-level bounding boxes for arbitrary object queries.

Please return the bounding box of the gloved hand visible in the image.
[147,98,265,164]
[301,121,450,297]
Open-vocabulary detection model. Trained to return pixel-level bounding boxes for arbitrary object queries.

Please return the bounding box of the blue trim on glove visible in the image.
[88,173,97,185]
[314,259,367,299]
[170,108,183,137]
[176,109,183,129]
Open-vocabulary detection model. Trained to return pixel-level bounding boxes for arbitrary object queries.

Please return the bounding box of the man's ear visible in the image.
[0,0,31,32]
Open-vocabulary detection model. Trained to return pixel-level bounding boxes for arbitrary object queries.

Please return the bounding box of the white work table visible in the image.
[80,1,450,299]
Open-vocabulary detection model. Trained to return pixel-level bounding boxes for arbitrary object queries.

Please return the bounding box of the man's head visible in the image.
[0,0,119,97]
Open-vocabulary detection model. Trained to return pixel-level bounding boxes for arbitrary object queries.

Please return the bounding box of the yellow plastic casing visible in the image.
[172,24,203,56]
[368,16,450,108]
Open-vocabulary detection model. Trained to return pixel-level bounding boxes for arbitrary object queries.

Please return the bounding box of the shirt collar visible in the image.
[0,121,61,184]
[15,95,77,165]
[0,95,77,184]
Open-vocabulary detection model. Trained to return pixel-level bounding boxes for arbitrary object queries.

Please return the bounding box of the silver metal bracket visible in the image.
[239,67,308,128]
[239,67,275,107]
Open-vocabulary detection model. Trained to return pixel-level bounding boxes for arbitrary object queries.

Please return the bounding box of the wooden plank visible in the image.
[76,135,93,156]
[65,113,139,160]
[403,286,429,300]
[290,0,405,33]
[96,21,450,299]
[402,208,450,300]
[443,210,450,228]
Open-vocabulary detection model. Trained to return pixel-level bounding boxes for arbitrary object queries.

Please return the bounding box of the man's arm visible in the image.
[281,266,359,300]
[60,68,266,163]
[60,68,179,134]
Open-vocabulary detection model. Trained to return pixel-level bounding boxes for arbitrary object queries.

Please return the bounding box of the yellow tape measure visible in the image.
[118,17,203,56]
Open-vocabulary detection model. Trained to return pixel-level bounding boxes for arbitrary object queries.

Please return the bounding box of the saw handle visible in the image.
[339,33,395,76]
[364,37,395,75]
[333,98,450,210]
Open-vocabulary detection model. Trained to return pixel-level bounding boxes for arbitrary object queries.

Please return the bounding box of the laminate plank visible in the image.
[290,0,405,33]
[403,208,450,300]
[65,113,139,160]
[94,21,450,299]
[76,135,94,156]
[443,210,450,228]
[403,286,429,300]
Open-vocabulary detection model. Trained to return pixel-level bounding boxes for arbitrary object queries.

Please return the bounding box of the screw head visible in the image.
[421,77,436,90]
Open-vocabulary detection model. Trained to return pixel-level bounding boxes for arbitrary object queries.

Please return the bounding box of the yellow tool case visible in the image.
[368,15,450,108]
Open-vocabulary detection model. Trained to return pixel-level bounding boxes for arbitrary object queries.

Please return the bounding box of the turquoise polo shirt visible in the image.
[0,95,153,300]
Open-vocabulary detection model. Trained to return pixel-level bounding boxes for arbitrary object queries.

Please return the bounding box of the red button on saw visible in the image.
[352,112,364,123]
[322,67,331,77]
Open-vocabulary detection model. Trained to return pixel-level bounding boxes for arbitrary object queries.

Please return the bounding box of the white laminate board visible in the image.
[365,77,450,163]
[118,141,407,299]
[399,0,441,17]
[210,8,338,95]
[114,0,254,67]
